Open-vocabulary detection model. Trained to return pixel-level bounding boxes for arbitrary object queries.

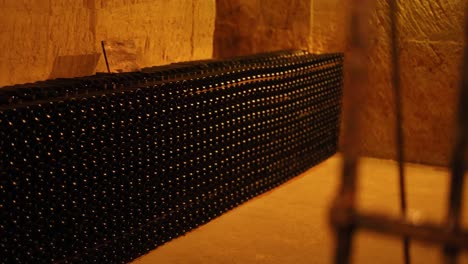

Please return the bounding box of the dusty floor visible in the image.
[132,155,468,264]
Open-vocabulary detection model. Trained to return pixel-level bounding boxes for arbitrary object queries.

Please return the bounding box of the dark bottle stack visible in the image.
[1,50,344,263]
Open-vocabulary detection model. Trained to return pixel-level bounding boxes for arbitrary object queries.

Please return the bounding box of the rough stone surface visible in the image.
[0,0,215,87]
[309,0,346,53]
[312,0,465,166]
[367,0,464,166]
[0,1,96,86]
[213,0,311,58]
[95,0,215,72]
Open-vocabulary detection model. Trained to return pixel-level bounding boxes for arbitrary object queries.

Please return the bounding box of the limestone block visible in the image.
[397,0,465,42]
[96,0,160,9]
[0,0,96,86]
[95,0,215,72]
[0,9,51,85]
[0,0,215,86]
[213,0,311,58]
[193,0,216,59]
[308,11,346,53]
[364,0,464,166]
[312,0,343,13]
[399,41,462,165]
[327,0,465,166]
[0,0,49,9]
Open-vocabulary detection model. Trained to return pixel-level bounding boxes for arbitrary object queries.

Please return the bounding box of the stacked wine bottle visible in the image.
[0,50,344,263]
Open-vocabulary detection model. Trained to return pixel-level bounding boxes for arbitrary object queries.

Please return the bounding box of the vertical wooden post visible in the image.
[333,1,374,263]
[443,3,468,264]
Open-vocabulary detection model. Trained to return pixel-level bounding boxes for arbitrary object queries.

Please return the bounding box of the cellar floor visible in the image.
[132,154,468,264]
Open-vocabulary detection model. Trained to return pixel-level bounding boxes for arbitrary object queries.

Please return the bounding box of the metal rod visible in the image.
[332,1,374,263]
[443,3,468,263]
[101,41,111,73]
[389,0,410,263]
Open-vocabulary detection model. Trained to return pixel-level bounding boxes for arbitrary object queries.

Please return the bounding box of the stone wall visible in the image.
[381,1,463,166]
[95,0,215,72]
[0,0,97,86]
[0,0,215,87]
[213,0,311,58]
[313,0,465,166]
[354,0,464,166]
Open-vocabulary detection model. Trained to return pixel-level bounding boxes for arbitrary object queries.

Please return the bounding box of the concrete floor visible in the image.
[132,155,468,264]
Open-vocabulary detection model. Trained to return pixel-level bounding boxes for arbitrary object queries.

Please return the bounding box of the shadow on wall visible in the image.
[49,54,101,79]
[48,40,141,78]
